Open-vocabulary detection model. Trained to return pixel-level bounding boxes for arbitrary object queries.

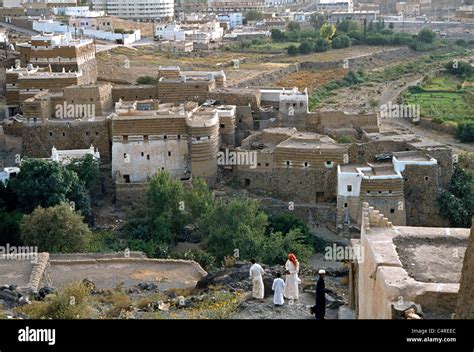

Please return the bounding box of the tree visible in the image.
[313,38,330,52]
[319,23,336,41]
[20,203,92,252]
[271,28,287,42]
[287,21,301,32]
[298,41,313,54]
[309,13,326,30]
[332,35,351,49]
[388,22,395,30]
[10,159,91,216]
[197,198,268,262]
[287,44,299,55]
[456,122,474,143]
[244,10,263,22]
[66,154,100,192]
[337,20,361,33]
[136,76,158,85]
[259,229,314,265]
[438,165,473,227]
[417,28,436,44]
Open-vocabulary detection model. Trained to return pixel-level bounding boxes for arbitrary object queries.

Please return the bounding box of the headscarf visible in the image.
[288,253,298,266]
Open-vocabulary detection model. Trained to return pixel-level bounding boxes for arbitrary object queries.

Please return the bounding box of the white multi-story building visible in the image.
[217,13,243,29]
[91,0,174,20]
[316,0,353,13]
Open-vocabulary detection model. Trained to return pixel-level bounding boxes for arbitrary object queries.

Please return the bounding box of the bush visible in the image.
[332,35,351,49]
[271,29,287,42]
[456,121,474,142]
[136,76,158,85]
[171,248,217,271]
[417,28,436,44]
[287,44,299,55]
[313,38,330,52]
[337,135,353,143]
[455,39,466,46]
[259,229,314,266]
[298,41,313,54]
[18,282,92,319]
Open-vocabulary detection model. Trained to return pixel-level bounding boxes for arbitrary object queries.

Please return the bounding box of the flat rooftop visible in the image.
[277,132,342,150]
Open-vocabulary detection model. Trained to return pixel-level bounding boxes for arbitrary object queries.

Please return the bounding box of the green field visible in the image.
[403,75,474,125]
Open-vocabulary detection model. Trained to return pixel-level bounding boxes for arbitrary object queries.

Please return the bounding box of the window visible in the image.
[177,135,181,140]
[85,131,89,136]
[390,209,395,214]
[304,161,308,167]
[168,151,171,157]
[163,135,167,140]
[141,152,144,157]
[344,203,348,208]
[347,185,352,192]
[378,191,382,194]
[123,153,127,158]
[425,176,429,181]
[367,190,371,194]
[49,131,53,136]
[389,190,392,194]
[123,175,130,183]
[286,161,290,166]
[62,132,66,137]
[257,163,261,166]
[220,124,225,128]
[147,155,150,160]
[326,161,332,166]
[265,163,269,167]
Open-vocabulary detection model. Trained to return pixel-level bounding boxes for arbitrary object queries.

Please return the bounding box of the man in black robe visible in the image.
[314,269,327,319]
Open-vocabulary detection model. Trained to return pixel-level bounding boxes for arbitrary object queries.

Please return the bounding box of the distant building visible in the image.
[208,0,265,12]
[51,145,100,164]
[217,12,243,29]
[316,0,354,12]
[90,0,174,20]
[0,167,20,184]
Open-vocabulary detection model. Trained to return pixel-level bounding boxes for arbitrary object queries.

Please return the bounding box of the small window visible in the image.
[304,161,308,167]
[85,131,89,136]
[141,152,144,157]
[168,151,171,157]
[326,161,332,166]
[344,203,348,208]
[424,176,429,181]
[378,191,382,194]
[123,153,127,158]
[164,135,167,140]
[367,190,371,194]
[404,178,408,182]
[147,155,150,160]
[265,163,269,167]
[347,185,352,192]
[390,209,395,214]
[257,163,261,166]
[49,131,53,136]
[220,123,225,128]
[62,132,66,137]
[177,135,181,140]
[90,98,93,102]
[286,161,290,166]
[95,131,99,136]
[238,119,242,123]
[389,190,392,194]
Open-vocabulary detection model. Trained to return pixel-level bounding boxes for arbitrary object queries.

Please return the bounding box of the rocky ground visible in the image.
[0,259,351,320]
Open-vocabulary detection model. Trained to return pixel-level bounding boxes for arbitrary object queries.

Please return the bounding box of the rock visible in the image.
[138,282,157,291]
[0,289,19,308]
[8,285,17,291]
[39,286,56,299]
[166,291,177,299]
[325,293,345,309]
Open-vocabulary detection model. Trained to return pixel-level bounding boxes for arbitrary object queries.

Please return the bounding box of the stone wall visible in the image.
[112,85,158,102]
[234,63,299,88]
[456,223,474,319]
[17,119,111,162]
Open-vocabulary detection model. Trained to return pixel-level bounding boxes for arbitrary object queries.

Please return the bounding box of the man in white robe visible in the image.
[249,258,265,300]
[272,272,285,306]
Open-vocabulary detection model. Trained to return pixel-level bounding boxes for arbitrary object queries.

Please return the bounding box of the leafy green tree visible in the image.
[332,35,351,49]
[388,22,394,30]
[287,21,301,32]
[456,122,474,143]
[287,44,299,55]
[10,159,91,217]
[244,10,263,22]
[66,154,100,192]
[271,28,287,42]
[309,13,326,30]
[337,20,361,33]
[417,28,436,44]
[444,60,474,79]
[313,38,330,52]
[0,210,23,246]
[320,23,336,41]
[136,76,158,85]
[259,229,314,265]
[438,165,473,227]
[298,41,313,54]
[20,203,92,252]
[197,198,268,262]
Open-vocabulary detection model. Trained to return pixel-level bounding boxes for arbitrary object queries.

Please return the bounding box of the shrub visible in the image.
[456,121,474,142]
[417,28,436,44]
[18,282,92,319]
[337,135,353,143]
[171,248,217,271]
[298,41,313,54]
[313,38,330,52]
[332,35,351,49]
[136,76,158,85]
[287,44,299,55]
